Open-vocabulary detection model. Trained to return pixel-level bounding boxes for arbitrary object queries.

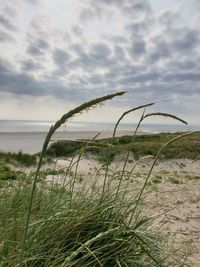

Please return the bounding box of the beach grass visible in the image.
[0,151,37,167]
[0,179,171,266]
[46,132,200,164]
[0,92,199,266]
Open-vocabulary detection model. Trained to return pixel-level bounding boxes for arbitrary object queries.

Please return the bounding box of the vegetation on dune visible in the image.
[47,140,84,157]
[0,164,27,181]
[46,132,200,164]
[0,151,37,167]
[0,91,199,266]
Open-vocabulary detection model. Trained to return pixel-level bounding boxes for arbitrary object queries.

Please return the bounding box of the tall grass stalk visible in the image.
[112,107,188,205]
[19,91,125,267]
[112,102,154,140]
[61,227,120,265]
[143,112,187,125]
[70,132,100,204]
[111,106,148,205]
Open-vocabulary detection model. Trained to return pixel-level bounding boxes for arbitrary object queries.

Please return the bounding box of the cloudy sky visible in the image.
[0,0,200,125]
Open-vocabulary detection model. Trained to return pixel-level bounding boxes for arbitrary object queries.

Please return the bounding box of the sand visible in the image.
[0,130,135,154]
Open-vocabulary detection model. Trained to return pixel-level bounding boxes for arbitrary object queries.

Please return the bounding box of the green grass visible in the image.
[46,140,84,157]
[0,164,27,181]
[0,151,37,167]
[46,132,200,164]
[0,178,183,267]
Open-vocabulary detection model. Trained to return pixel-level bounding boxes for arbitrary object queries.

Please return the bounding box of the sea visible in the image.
[0,120,199,133]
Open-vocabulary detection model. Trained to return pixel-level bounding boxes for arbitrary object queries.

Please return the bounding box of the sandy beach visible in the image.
[0,130,136,154]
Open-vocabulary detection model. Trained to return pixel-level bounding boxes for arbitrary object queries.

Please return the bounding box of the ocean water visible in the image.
[0,120,199,133]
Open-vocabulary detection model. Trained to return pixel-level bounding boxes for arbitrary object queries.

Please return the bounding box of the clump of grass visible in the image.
[47,140,84,157]
[0,182,169,266]
[95,146,119,165]
[4,174,188,267]
[0,151,37,167]
[0,165,26,181]
[168,176,183,184]
[152,175,163,184]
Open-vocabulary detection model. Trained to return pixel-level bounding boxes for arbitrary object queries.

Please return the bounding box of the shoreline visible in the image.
[0,129,197,154]
[0,130,139,154]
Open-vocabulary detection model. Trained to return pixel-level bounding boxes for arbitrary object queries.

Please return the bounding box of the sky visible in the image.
[0,0,200,125]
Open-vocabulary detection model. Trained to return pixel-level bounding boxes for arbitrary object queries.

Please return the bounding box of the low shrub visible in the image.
[46,140,83,157]
[0,165,26,180]
[0,151,37,166]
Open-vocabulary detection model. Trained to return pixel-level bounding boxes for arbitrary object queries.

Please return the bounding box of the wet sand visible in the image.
[0,130,135,154]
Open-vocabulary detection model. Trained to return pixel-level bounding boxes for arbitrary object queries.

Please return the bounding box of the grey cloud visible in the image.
[164,72,200,82]
[71,55,91,70]
[52,49,71,68]
[2,6,18,17]
[148,39,170,63]
[79,2,112,23]
[36,38,49,50]
[71,26,83,36]
[0,59,12,77]
[89,0,152,17]
[106,35,129,44]
[168,60,197,71]
[0,57,87,101]
[70,44,94,69]
[20,59,43,72]
[190,0,200,13]
[79,7,95,22]
[110,64,145,78]
[119,71,161,85]
[27,45,43,56]
[126,21,150,37]
[103,70,118,81]
[89,0,124,6]
[70,42,113,71]
[129,1,151,12]
[0,30,15,42]
[0,58,46,96]
[91,43,111,60]
[24,0,42,5]
[71,43,85,55]
[27,38,49,57]
[130,40,146,56]
[115,46,125,59]
[88,74,104,85]
[171,29,199,52]
[28,14,52,39]
[123,0,152,16]
[148,26,199,63]
[0,14,16,31]
[158,10,181,28]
